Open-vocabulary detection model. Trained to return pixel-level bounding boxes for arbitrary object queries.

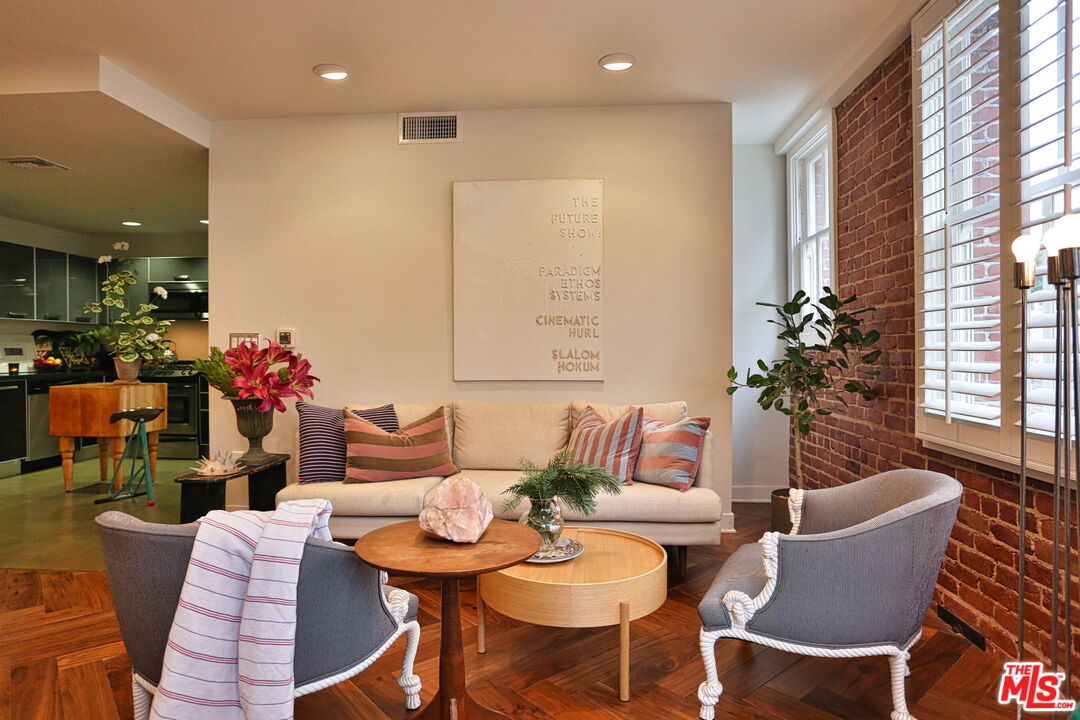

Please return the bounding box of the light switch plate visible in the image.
[228,332,260,349]
[276,328,295,348]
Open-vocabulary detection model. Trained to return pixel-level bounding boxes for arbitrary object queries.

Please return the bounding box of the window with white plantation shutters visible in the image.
[1018,0,1079,436]
[915,0,1004,426]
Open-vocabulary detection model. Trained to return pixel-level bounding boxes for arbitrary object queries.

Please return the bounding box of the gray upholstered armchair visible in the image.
[95,511,422,720]
[696,470,961,720]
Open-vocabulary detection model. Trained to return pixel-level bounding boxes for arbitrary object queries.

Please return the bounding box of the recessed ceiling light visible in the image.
[313,64,349,80]
[200,219,209,225]
[121,221,141,227]
[599,53,636,72]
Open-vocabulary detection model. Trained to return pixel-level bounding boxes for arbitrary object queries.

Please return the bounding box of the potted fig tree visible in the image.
[727,287,881,532]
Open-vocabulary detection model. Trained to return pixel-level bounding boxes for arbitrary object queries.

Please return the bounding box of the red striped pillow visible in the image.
[344,407,458,483]
[567,406,645,485]
[633,415,711,491]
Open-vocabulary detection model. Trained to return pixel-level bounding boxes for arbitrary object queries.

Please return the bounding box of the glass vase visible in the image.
[525,497,564,558]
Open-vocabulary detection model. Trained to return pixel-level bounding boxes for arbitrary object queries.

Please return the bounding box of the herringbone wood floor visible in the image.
[0,503,1011,719]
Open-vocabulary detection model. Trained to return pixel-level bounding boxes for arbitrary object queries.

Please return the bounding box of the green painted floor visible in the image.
[0,457,192,572]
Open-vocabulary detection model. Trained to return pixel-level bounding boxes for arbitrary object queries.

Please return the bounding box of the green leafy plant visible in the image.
[503,450,622,517]
[59,329,106,368]
[84,265,172,363]
[727,287,882,490]
[192,346,241,397]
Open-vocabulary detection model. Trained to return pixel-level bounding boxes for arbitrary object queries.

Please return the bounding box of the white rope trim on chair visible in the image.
[295,621,411,695]
[133,622,416,699]
[697,627,922,720]
[788,488,805,534]
[720,531,780,629]
[130,588,423,709]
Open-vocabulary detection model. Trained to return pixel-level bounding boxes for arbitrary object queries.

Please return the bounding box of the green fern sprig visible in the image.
[502,450,622,517]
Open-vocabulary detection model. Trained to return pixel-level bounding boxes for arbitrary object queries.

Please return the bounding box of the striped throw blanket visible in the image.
[150,500,335,720]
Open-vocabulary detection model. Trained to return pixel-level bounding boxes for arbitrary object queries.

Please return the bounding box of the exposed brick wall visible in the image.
[796,37,1078,676]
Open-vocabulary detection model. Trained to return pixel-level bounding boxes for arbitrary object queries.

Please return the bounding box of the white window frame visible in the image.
[911,0,1075,481]
[787,118,837,300]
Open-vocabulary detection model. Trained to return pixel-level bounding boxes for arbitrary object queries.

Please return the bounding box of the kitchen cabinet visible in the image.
[0,241,35,319]
[0,380,27,462]
[35,248,68,321]
[68,254,99,323]
[149,257,207,283]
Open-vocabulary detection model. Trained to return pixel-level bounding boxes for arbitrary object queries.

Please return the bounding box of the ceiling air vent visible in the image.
[0,156,71,171]
[398,112,460,144]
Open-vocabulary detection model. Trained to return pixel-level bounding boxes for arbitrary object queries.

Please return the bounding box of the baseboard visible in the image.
[732,485,777,503]
[936,604,986,650]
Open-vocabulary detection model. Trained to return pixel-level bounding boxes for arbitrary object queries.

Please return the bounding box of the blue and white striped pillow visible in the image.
[297,402,399,483]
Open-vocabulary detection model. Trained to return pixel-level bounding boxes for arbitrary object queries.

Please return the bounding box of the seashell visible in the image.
[192,451,243,476]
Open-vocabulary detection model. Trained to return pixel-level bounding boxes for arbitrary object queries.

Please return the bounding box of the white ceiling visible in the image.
[0,92,208,235]
[0,0,906,144]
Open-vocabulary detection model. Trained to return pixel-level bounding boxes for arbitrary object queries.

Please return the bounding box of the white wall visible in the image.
[731,144,790,502]
[209,104,735,528]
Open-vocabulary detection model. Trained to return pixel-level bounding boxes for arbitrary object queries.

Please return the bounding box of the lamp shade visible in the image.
[1043,224,1066,257]
[1011,234,1041,263]
[1055,213,1080,249]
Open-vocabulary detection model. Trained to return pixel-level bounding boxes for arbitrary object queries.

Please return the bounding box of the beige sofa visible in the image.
[277,400,725,545]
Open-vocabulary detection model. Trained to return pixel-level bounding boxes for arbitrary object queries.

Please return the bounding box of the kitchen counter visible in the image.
[3,370,115,383]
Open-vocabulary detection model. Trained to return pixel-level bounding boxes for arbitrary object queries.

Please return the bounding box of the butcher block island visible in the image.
[49,382,168,492]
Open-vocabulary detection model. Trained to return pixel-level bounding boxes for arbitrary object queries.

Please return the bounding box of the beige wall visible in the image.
[209,104,734,528]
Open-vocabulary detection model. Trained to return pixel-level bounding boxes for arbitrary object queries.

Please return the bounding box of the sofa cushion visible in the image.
[344,408,457,483]
[633,415,711,491]
[443,470,722,523]
[278,476,444,516]
[567,406,645,484]
[348,402,455,450]
[296,402,399,484]
[453,401,571,470]
[571,400,687,427]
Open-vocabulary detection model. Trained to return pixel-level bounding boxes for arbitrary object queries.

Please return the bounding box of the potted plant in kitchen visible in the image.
[727,287,882,532]
[502,450,622,557]
[84,249,173,384]
[193,341,319,465]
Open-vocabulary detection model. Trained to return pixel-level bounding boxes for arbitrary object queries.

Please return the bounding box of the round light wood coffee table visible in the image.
[355,519,540,720]
[477,526,667,701]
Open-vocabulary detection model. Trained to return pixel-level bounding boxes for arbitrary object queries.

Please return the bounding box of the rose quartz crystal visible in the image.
[418,477,494,544]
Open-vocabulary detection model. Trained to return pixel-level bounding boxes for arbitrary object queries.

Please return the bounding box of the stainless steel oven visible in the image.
[140,367,207,459]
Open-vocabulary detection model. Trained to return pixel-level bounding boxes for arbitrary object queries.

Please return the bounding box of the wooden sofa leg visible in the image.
[678,546,688,576]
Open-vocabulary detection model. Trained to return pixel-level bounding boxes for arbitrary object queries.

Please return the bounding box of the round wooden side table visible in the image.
[476,526,667,701]
[355,519,540,720]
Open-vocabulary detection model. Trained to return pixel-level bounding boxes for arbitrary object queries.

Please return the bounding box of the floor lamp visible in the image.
[1014,217,1080,714]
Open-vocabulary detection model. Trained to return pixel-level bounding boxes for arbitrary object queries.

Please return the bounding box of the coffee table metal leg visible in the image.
[416,577,510,720]
[477,587,486,654]
[619,601,630,701]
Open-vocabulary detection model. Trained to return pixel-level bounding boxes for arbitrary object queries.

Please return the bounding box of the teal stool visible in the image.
[94,406,164,506]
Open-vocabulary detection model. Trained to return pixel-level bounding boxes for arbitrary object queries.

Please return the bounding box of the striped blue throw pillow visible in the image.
[297,402,399,483]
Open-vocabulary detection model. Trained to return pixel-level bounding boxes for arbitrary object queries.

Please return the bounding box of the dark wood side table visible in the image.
[355,519,540,720]
[173,453,289,523]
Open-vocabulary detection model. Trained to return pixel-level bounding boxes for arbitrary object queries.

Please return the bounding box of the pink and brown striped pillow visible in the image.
[633,415,711,491]
[344,407,458,483]
[566,406,645,485]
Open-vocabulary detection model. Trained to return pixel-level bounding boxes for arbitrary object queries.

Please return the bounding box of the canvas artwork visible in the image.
[453,179,603,381]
